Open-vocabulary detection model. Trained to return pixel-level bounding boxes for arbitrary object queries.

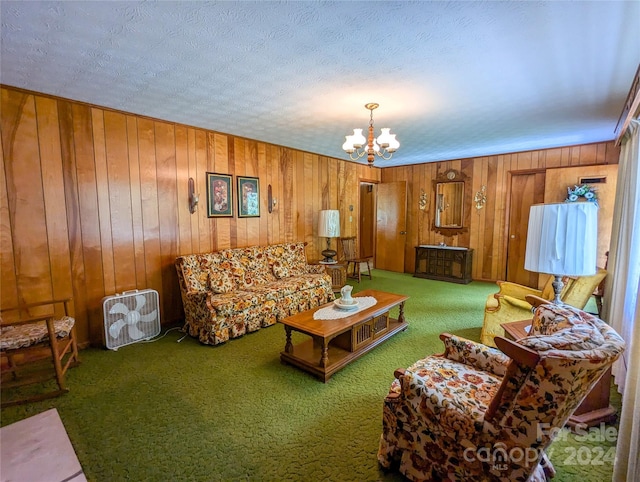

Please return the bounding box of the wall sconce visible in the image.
[419,188,428,211]
[474,185,487,210]
[188,178,199,214]
[268,184,277,213]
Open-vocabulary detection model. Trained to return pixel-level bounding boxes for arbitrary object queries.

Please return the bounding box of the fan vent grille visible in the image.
[102,289,161,350]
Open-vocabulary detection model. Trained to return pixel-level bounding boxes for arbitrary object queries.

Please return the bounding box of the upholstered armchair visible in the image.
[480,268,607,347]
[378,303,624,482]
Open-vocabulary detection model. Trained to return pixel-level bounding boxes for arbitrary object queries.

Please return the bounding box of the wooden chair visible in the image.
[339,237,372,283]
[1,298,80,407]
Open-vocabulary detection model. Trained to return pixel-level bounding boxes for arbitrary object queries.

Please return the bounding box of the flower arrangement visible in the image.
[565,184,598,207]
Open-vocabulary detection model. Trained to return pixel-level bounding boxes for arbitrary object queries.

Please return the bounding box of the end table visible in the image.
[318,261,347,292]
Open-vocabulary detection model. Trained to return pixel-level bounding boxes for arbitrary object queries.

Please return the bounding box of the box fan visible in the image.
[102,289,161,350]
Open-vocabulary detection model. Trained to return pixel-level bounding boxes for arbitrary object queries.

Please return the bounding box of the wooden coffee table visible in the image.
[279,289,408,382]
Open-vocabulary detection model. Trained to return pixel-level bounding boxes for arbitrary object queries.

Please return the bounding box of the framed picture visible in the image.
[237,176,260,217]
[206,173,233,217]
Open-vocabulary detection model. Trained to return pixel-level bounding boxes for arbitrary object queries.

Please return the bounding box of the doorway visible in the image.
[506,171,546,286]
[375,181,407,272]
[359,182,376,260]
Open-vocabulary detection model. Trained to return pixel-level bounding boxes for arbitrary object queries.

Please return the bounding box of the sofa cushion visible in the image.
[225,247,275,287]
[243,284,284,301]
[208,270,235,294]
[267,243,308,279]
[204,253,245,293]
[246,275,324,299]
[390,356,502,437]
[207,291,264,317]
[285,274,327,291]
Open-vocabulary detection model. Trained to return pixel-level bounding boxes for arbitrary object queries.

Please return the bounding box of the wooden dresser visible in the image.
[414,245,473,284]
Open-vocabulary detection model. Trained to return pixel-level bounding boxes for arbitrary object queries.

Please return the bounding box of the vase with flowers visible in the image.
[565,184,598,207]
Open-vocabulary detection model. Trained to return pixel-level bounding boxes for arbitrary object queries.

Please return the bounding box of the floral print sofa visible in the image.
[175,242,334,345]
[378,303,625,481]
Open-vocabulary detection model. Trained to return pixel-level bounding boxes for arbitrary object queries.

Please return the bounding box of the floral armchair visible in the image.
[378,303,624,481]
[480,268,607,347]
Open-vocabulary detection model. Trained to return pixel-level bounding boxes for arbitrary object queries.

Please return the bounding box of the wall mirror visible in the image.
[433,169,468,235]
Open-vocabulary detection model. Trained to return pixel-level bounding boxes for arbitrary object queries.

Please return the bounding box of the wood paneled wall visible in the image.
[382,143,620,280]
[1,86,380,346]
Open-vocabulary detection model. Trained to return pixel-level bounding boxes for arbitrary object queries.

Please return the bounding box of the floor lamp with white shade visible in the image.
[524,202,599,305]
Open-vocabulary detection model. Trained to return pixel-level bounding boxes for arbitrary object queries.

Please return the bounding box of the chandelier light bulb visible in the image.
[351,128,366,148]
[377,128,392,148]
[387,134,400,152]
[342,136,355,153]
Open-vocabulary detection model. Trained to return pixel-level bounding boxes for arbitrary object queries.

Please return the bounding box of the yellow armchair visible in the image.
[480,268,607,347]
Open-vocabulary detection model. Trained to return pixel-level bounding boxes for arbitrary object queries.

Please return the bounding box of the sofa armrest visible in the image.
[493,294,533,313]
[184,290,209,304]
[439,333,511,377]
[496,281,543,299]
[306,264,326,274]
[181,290,217,326]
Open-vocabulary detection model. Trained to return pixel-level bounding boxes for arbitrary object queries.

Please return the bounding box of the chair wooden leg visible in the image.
[61,326,80,372]
[1,388,69,408]
[595,295,603,317]
[347,261,356,282]
[7,353,19,380]
[46,319,66,391]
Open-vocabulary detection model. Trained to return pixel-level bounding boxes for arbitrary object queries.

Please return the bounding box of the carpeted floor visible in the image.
[0,270,619,481]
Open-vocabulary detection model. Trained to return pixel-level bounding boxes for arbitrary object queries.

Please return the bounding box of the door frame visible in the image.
[503,168,545,285]
[358,180,377,261]
[375,180,408,273]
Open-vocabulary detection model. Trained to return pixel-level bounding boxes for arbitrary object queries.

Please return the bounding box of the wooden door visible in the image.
[506,172,545,286]
[376,181,407,272]
[359,183,376,259]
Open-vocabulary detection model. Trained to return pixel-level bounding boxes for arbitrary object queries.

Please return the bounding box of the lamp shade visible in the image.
[318,210,340,238]
[524,202,598,276]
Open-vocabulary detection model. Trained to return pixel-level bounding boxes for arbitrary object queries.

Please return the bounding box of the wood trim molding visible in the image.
[615,64,640,145]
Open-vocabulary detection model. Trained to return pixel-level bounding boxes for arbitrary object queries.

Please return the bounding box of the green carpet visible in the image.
[1,270,619,481]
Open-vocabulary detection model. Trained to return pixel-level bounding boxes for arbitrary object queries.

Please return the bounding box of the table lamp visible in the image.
[524,202,598,304]
[318,210,340,264]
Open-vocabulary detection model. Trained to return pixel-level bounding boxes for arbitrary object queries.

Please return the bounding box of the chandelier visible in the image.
[342,103,400,167]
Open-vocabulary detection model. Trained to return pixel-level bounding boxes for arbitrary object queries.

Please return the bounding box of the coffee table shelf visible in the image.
[279,289,408,382]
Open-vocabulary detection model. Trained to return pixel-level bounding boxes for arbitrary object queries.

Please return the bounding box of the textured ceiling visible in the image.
[1,1,639,167]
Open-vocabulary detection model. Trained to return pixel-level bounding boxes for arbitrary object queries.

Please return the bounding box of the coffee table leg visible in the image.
[398,301,406,323]
[320,339,329,368]
[284,326,293,354]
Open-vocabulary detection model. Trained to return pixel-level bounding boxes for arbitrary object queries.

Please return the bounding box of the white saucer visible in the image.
[334,299,359,310]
